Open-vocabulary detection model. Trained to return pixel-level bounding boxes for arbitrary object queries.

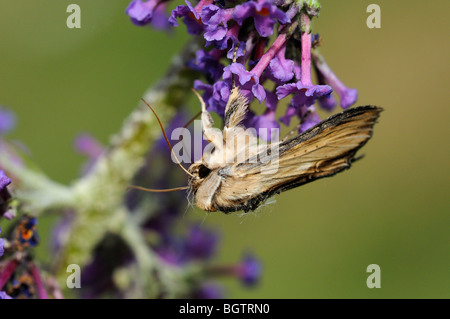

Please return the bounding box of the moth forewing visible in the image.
[234,105,382,199]
[197,105,381,213]
[223,87,249,129]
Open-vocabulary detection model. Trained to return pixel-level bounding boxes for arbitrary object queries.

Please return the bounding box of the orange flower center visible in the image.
[21,229,33,240]
[189,12,202,23]
[257,7,270,17]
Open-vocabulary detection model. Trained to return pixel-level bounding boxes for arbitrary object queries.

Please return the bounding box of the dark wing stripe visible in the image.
[279,105,381,153]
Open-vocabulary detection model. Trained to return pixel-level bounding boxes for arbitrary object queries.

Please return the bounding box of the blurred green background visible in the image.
[0,0,448,298]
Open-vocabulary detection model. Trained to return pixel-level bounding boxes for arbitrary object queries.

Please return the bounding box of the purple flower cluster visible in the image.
[0,110,52,299]
[0,208,46,298]
[126,0,172,30]
[0,170,12,258]
[0,111,16,299]
[122,0,362,298]
[126,0,358,139]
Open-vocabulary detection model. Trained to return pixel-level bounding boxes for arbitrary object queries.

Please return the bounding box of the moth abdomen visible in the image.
[215,193,270,213]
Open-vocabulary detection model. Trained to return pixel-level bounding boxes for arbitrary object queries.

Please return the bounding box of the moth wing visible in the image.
[223,87,249,129]
[213,106,382,211]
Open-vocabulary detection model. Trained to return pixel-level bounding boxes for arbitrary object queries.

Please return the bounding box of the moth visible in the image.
[137,87,382,214]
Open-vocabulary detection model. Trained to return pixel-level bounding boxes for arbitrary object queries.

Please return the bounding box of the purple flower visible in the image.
[126,0,162,26]
[0,170,12,205]
[188,49,224,82]
[51,212,74,254]
[0,291,12,299]
[0,229,4,257]
[74,134,104,159]
[0,107,15,134]
[150,3,172,30]
[0,170,13,221]
[169,0,204,35]
[0,170,11,192]
[280,103,321,132]
[312,51,358,109]
[74,133,104,175]
[211,81,232,115]
[279,104,296,127]
[279,103,321,133]
[277,81,332,108]
[193,282,223,299]
[318,94,337,111]
[155,112,189,152]
[338,87,358,109]
[201,5,233,42]
[233,0,290,37]
[201,4,231,27]
[156,244,181,265]
[223,63,266,102]
[246,109,280,142]
[236,253,262,286]
[81,234,133,298]
[298,106,321,132]
[264,89,279,111]
[205,23,246,60]
[266,45,294,83]
[194,80,214,106]
[193,80,230,117]
[16,216,39,248]
[204,25,227,41]
[184,225,219,260]
[313,61,337,111]
[152,223,220,267]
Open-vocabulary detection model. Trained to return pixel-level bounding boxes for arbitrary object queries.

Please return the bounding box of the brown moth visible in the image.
[186,87,382,213]
[136,87,382,214]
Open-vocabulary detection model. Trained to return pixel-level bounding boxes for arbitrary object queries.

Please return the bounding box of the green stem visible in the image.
[0,153,74,213]
[47,39,201,283]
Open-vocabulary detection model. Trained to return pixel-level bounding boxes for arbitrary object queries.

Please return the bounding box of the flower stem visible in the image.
[194,0,213,14]
[312,49,358,108]
[0,259,18,289]
[29,263,49,299]
[300,13,312,86]
[251,19,299,77]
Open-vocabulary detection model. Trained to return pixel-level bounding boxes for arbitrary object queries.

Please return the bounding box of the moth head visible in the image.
[187,162,212,192]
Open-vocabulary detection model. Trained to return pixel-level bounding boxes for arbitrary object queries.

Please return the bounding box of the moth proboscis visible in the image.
[133,87,382,214]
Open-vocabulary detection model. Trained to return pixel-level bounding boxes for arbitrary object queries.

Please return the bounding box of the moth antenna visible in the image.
[140,98,195,178]
[183,111,202,129]
[178,110,202,162]
[128,185,189,193]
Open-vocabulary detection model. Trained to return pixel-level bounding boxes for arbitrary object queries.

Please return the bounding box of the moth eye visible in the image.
[198,165,211,179]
